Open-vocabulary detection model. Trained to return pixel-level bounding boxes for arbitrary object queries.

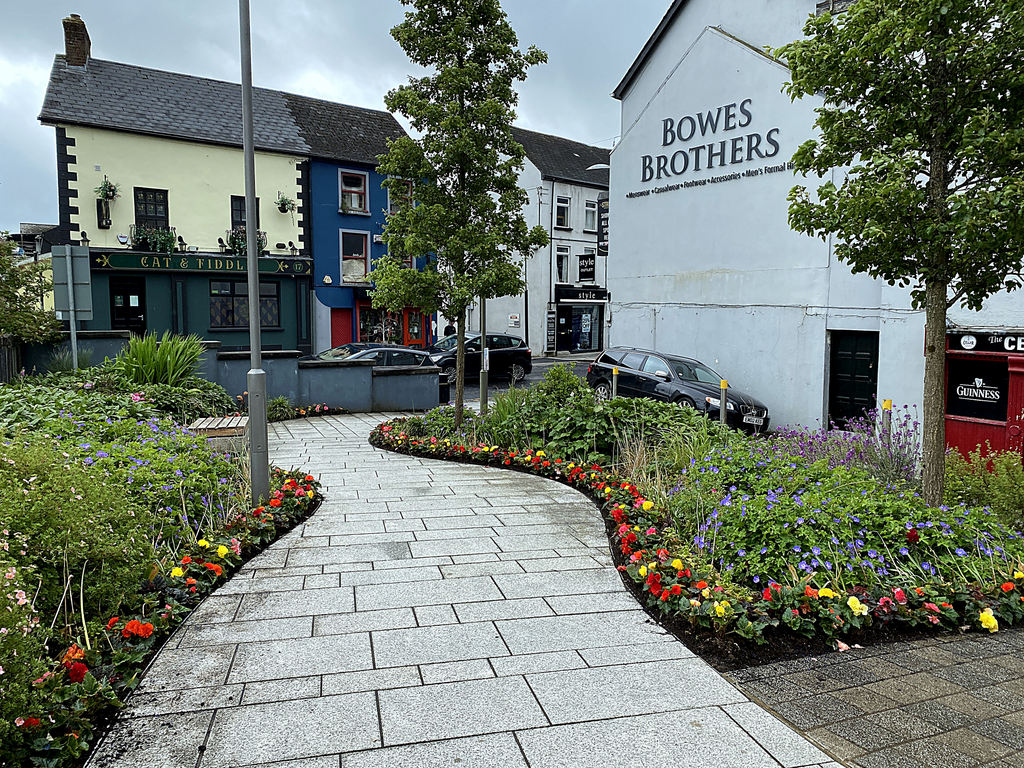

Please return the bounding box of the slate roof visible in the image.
[510,126,610,189]
[39,56,405,166]
[815,0,856,14]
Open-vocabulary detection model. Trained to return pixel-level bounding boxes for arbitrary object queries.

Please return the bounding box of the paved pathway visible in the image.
[727,629,1024,768]
[90,413,838,768]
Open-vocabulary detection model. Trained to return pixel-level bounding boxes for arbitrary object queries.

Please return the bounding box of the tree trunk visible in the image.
[454,309,466,429]
[921,279,947,507]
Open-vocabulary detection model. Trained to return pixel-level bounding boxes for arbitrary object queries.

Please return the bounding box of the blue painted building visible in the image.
[309,159,432,349]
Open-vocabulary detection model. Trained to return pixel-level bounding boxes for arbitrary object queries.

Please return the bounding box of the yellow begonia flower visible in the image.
[638,566,647,577]
[818,588,836,599]
[1014,571,1024,579]
[980,608,999,633]
[689,599,701,607]
[847,596,868,616]
[701,587,711,599]
[307,490,314,498]
[671,559,683,571]
[714,602,726,617]
[217,545,229,558]
[197,539,210,548]
[605,487,612,494]
[642,500,654,511]
[536,450,546,457]
[170,567,184,578]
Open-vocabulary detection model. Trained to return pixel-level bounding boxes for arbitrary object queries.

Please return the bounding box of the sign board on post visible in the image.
[508,313,521,328]
[51,246,94,320]
[545,310,557,352]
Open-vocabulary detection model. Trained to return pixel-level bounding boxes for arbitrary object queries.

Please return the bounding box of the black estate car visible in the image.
[586,347,770,432]
[427,333,533,383]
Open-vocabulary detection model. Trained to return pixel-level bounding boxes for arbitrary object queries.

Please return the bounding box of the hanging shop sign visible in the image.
[90,251,311,275]
[578,254,596,283]
[945,357,1009,422]
[597,192,609,259]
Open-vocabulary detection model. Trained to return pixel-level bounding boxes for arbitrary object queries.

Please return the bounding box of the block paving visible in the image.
[725,628,1024,768]
[88,413,837,768]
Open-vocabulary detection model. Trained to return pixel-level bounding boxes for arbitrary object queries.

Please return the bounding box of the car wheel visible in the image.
[594,381,612,401]
[508,362,526,384]
[675,396,696,409]
[441,365,457,384]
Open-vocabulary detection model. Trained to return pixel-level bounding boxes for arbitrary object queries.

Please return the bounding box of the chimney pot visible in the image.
[62,14,91,67]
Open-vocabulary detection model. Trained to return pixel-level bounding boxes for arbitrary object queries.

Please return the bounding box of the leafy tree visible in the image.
[0,233,60,344]
[777,0,1024,506]
[373,0,549,424]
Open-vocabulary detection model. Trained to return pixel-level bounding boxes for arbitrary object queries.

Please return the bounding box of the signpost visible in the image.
[52,245,93,369]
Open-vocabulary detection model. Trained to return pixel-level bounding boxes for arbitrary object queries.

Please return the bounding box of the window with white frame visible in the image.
[584,200,598,231]
[339,170,369,214]
[387,179,413,213]
[556,245,570,283]
[555,196,571,228]
[341,230,369,283]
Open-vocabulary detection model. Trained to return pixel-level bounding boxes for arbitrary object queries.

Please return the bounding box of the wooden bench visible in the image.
[189,416,249,437]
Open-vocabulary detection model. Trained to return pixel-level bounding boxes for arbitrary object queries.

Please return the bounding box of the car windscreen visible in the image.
[432,335,464,352]
[672,359,721,384]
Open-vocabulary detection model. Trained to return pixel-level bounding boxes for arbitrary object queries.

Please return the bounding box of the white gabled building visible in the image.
[606,0,1024,454]
[473,127,610,355]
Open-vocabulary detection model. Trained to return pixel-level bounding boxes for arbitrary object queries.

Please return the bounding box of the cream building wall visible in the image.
[64,126,303,254]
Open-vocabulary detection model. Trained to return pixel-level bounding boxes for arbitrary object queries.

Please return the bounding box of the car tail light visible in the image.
[526,347,532,356]
[587,365,592,374]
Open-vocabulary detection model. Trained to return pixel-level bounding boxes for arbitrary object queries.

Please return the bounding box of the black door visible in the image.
[110,276,147,336]
[556,305,572,352]
[637,354,672,400]
[829,330,879,426]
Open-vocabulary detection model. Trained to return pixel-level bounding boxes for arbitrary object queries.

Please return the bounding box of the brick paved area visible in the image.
[726,630,1024,768]
[88,413,836,768]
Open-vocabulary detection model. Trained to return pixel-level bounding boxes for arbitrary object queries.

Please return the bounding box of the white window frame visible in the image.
[340,229,370,284]
[339,169,370,215]
[555,196,571,229]
[584,200,598,232]
[556,244,570,283]
[386,178,414,214]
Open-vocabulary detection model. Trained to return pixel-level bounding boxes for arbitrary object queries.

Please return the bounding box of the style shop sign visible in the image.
[638,98,783,184]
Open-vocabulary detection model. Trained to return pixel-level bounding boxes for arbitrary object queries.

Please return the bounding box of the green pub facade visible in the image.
[85,250,313,352]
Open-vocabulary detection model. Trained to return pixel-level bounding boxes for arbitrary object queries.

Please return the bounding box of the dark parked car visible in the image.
[427,333,532,383]
[306,343,433,367]
[586,347,770,432]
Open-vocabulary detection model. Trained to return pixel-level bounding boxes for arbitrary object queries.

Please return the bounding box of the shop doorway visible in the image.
[110,276,147,336]
[828,330,879,426]
[555,304,603,353]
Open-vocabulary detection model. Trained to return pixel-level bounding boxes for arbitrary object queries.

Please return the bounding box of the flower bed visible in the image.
[369,419,1024,656]
[1,408,321,767]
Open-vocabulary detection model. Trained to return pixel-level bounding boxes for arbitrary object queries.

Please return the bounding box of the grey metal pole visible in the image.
[479,295,488,413]
[65,247,79,370]
[239,0,269,504]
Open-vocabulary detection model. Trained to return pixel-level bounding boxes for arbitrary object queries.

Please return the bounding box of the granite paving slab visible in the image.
[88,414,837,768]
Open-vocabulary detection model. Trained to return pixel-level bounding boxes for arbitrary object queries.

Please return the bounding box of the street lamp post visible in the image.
[238,0,269,504]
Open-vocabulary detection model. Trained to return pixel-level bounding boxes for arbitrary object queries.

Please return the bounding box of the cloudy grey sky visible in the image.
[0,1,670,232]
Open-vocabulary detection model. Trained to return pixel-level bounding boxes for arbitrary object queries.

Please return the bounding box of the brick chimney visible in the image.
[62,14,90,67]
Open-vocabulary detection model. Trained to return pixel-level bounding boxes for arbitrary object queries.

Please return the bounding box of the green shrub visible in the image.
[140,377,236,424]
[0,378,156,433]
[268,396,294,422]
[0,438,152,635]
[946,447,1024,529]
[47,346,93,372]
[115,331,205,387]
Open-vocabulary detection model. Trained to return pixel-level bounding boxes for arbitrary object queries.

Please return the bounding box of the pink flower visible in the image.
[893,588,907,605]
[646,527,657,535]
[229,538,241,556]
[923,602,940,613]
